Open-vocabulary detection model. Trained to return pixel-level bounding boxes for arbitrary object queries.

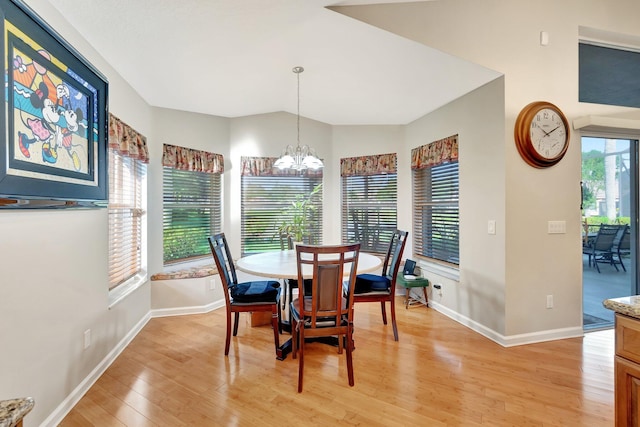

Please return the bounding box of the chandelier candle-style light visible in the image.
[274,66,324,171]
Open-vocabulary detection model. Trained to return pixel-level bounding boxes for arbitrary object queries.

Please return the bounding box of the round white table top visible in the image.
[236,249,382,280]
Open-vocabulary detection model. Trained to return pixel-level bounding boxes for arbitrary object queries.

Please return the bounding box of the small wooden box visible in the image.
[249,311,273,327]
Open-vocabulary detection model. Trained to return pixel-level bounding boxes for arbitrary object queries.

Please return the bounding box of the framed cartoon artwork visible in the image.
[0,0,108,208]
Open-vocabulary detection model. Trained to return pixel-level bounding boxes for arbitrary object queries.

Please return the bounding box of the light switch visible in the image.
[488,220,496,235]
[548,220,566,234]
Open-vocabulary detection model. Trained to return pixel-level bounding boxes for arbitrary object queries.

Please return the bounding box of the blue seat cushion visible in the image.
[231,281,280,303]
[354,274,390,294]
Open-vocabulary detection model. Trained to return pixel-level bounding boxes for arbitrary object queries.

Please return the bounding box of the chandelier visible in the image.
[274,66,324,171]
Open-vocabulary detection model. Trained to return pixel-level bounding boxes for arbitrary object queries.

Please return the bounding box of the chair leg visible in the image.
[233,312,240,336]
[277,298,284,334]
[225,309,232,356]
[270,307,280,356]
[282,280,288,310]
[619,250,627,272]
[346,325,354,387]
[380,301,388,325]
[390,298,398,341]
[292,318,298,359]
[297,326,305,393]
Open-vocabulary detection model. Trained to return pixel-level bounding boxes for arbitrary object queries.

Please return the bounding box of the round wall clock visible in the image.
[514,101,570,168]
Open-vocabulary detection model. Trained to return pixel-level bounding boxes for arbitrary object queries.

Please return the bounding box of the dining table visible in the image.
[236,248,382,360]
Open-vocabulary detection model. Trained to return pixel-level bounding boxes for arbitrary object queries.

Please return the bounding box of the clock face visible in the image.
[529,108,567,160]
[514,101,570,168]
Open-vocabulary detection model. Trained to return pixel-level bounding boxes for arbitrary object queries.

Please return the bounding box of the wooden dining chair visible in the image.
[208,233,281,356]
[351,229,408,341]
[290,243,360,392]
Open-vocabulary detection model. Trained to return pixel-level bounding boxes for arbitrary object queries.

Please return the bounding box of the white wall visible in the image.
[1,1,152,425]
[335,0,640,340]
[405,79,507,335]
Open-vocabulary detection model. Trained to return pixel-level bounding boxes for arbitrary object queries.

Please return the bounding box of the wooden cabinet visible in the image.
[615,313,640,426]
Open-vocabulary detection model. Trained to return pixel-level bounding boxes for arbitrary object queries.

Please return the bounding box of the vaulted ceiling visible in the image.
[47,0,500,125]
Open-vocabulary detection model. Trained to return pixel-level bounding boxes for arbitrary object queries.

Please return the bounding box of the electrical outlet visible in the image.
[487,220,496,235]
[83,329,91,349]
[208,278,216,290]
[433,283,443,297]
[546,295,553,309]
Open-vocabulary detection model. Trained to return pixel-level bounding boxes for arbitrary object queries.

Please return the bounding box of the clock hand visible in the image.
[537,127,550,137]
[548,125,561,134]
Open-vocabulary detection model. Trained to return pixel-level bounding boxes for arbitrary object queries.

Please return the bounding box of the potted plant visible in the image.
[276,183,322,244]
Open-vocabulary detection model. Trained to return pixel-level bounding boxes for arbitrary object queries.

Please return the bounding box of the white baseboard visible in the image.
[429,301,584,347]
[151,300,225,318]
[41,312,151,427]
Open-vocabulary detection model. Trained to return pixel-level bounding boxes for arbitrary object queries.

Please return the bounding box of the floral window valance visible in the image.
[162,144,224,174]
[108,114,149,163]
[411,134,458,170]
[340,153,397,177]
[241,156,323,177]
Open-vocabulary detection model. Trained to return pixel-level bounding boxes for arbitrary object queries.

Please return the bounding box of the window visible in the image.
[241,157,323,255]
[107,116,148,290]
[579,42,640,109]
[340,153,397,253]
[162,144,224,264]
[412,135,459,265]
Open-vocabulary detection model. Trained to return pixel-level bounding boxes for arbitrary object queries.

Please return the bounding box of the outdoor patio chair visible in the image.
[583,224,621,273]
[613,225,631,272]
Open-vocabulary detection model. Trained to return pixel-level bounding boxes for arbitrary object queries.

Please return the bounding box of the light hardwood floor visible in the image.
[60,299,614,426]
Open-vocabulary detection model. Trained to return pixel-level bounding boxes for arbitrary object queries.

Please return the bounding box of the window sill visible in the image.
[109,271,148,308]
[150,264,217,281]
[417,260,459,282]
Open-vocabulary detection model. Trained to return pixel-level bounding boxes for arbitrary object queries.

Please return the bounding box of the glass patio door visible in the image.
[582,137,637,330]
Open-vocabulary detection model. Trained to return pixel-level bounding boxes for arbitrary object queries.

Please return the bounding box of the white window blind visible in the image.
[241,175,323,255]
[163,167,221,264]
[413,161,459,265]
[108,149,146,290]
[341,173,397,253]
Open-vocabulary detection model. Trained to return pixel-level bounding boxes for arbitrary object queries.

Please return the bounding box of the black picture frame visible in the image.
[0,0,108,208]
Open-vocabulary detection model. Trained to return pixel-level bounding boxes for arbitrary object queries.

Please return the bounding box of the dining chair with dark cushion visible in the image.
[208,233,281,356]
[290,243,360,392]
[351,229,408,341]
